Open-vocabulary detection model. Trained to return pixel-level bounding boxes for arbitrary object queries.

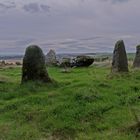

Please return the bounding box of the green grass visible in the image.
[0,66,139,140]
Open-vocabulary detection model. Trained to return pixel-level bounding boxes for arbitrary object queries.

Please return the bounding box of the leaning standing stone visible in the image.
[46,49,57,66]
[112,40,128,72]
[133,45,140,68]
[22,45,51,83]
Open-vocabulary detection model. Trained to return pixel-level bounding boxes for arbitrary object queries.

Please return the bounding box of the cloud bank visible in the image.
[0,0,139,54]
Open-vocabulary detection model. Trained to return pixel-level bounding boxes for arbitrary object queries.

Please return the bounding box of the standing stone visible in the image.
[22,45,51,83]
[133,45,140,68]
[46,49,57,66]
[112,40,128,72]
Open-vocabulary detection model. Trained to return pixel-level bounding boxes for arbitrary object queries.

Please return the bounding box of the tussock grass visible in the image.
[0,66,139,140]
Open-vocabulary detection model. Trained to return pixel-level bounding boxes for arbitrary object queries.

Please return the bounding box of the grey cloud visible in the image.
[40,4,50,12]
[23,3,40,13]
[101,0,130,4]
[111,0,130,3]
[40,43,55,46]
[0,35,139,54]
[0,0,140,54]
[23,3,50,13]
[15,39,36,46]
[59,41,78,45]
[0,2,16,12]
[80,37,102,41]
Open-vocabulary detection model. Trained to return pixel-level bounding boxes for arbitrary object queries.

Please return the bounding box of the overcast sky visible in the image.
[0,0,140,54]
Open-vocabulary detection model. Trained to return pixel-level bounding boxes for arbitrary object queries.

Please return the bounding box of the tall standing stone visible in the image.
[133,45,140,68]
[22,45,51,83]
[46,49,57,66]
[112,40,129,72]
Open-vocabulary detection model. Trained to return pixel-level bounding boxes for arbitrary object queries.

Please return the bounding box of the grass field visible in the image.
[0,66,139,140]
